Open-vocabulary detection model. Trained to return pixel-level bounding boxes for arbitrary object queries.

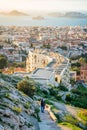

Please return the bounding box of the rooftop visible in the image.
[55,65,67,74]
[30,68,54,80]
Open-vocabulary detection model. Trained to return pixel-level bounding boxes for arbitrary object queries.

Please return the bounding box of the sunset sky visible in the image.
[0,0,87,12]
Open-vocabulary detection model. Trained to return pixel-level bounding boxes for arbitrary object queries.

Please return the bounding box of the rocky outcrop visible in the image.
[0,74,40,130]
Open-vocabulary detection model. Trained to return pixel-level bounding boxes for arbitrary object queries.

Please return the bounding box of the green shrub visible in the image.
[71,89,82,95]
[49,88,58,96]
[78,110,87,124]
[42,90,48,95]
[68,85,87,108]
[54,113,62,123]
[60,122,82,130]
[0,54,8,69]
[24,102,30,109]
[71,98,87,109]
[13,107,22,114]
[0,69,2,73]
[35,107,40,113]
[59,85,68,91]
[45,100,53,105]
[56,95,62,100]
[5,93,10,98]
[66,94,72,102]
[34,107,41,122]
[27,123,33,128]
[65,115,78,125]
[17,79,36,98]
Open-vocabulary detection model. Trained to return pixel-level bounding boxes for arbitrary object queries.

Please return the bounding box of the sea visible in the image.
[0,15,87,27]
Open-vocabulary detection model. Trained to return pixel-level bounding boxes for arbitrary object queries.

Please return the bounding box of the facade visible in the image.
[76,66,87,83]
[70,71,76,81]
[55,60,70,87]
[80,66,87,82]
[26,50,52,72]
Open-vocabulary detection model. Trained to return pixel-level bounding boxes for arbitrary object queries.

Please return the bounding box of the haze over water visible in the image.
[0,16,87,27]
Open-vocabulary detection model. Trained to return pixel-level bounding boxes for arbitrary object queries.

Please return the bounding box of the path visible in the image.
[39,110,61,130]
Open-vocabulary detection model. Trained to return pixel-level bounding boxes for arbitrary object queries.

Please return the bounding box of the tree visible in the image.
[79,57,85,64]
[12,62,26,68]
[60,46,67,50]
[30,43,33,48]
[47,43,51,49]
[0,55,8,69]
[0,45,3,49]
[43,43,46,48]
[17,79,36,98]
[70,78,76,86]
[70,66,80,75]
[71,62,81,67]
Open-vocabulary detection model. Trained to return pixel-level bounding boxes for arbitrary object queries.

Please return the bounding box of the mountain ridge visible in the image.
[0,10,28,16]
[48,11,87,18]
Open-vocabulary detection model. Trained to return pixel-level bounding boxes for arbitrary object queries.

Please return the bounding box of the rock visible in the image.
[0,74,40,130]
[4,125,12,130]
[2,117,16,126]
[30,126,35,130]
[21,126,30,130]
[78,122,86,129]
[0,125,4,130]
[4,109,12,117]
[30,116,40,130]
[0,109,4,116]
[57,111,65,121]
[19,116,25,126]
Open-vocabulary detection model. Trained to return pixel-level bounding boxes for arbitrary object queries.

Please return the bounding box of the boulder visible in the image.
[0,125,4,130]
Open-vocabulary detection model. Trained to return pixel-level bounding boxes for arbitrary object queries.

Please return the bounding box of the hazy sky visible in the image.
[0,0,87,12]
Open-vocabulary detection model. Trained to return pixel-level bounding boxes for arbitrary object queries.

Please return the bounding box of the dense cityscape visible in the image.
[0,26,87,83]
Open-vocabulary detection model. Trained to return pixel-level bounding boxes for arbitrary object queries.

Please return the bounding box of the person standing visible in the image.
[41,99,45,113]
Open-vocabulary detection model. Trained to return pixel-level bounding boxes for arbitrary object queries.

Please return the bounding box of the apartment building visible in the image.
[80,66,87,82]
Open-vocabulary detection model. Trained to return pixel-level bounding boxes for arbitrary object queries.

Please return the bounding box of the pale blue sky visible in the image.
[0,0,87,12]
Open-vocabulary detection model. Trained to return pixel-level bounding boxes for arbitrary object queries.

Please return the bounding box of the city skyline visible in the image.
[0,0,87,12]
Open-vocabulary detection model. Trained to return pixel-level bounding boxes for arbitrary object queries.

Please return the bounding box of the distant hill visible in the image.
[0,10,28,16]
[7,10,28,16]
[65,12,87,18]
[48,11,87,18]
[0,12,6,15]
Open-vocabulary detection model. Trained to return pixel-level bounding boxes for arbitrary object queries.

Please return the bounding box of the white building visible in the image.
[26,50,52,72]
[55,59,70,87]
[70,71,76,81]
[30,68,57,85]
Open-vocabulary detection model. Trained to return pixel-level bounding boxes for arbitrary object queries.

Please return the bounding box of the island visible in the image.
[48,11,87,18]
[65,12,87,18]
[32,16,44,20]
